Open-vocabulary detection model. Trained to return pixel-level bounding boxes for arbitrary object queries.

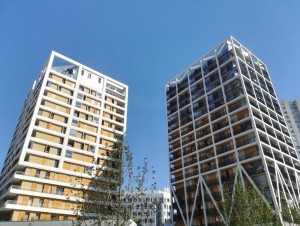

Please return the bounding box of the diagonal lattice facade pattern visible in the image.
[166,37,300,226]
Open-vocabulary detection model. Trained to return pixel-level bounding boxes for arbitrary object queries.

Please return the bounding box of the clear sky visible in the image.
[0,1,300,189]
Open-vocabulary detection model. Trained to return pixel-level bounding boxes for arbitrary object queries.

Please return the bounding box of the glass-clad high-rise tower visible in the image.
[166,37,300,225]
[280,100,300,155]
[0,51,128,221]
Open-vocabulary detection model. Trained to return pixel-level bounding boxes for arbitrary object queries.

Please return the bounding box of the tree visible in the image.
[70,135,157,226]
[281,199,300,225]
[219,175,281,226]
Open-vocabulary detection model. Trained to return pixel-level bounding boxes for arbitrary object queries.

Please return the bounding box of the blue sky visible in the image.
[0,1,300,189]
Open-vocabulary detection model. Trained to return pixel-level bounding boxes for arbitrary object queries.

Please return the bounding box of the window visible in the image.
[35,170,40,178]
[56,148,61,156]
[70,129,77,136]
[56,187,64,195]
[45,171,50,179]
[73,111,79,117]
[28,197,33,206]
[89,145,95,153]
[85,166,93,175]
[54,160,59,168]
[35,213,40,220]
[68,140,74,147]
[75,101,81,108]
[88,73,92,79]
[46,81,51,87]
[96,92,102,99]
[80,143,84,150]
[72,119,78,126]
[98,77,101,83]
[81,70,84,76]
[45,146,50,153]
[38,110,42,116]
[65,150,72,158]
[59,137,64,144]
[38,199,44,207]
[93,117,99,124]
[28,142,33,149]
[51,215,59,220]
[24,212,29,221]
[77,93,84,100]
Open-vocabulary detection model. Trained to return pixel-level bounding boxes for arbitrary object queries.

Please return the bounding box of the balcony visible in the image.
[166,86,177,100]
[233,123,252,135]
[236,136,256,148]
[179,99,190,109]
[185,171,199,178]
[219,158,235,167]
[239,149,259,161]
[180,116,192,127]
[196,127,211,139]
[170,164,182,171]
[169,143,180,151]
[246,166,264,176]
[285,160,293,168]
[274,155,284,163]
[211,108,226,121]
[228,98,246,112]
[267,130,276,138]
[177,78,189,93]
[267,165,275,174]
[181,125,194,136]
[171,175,183,183]
[227,91,244,106]
[206,82,220,93]
[168,123,179,133]
[252,111,262,120]
[184,158,198,166]
[201,163,216,173]
[209,99,225,111]
[217,144,234,155]
[270,142,279,150]
[170,153,181,161]
[217,48,234,65]
[186,184,197,192]
[214,132,231,143]
[205,178,219,186]
[199,150,214,161]
[203,61,218,76]
[263,150,273,158]
[192,90,205,101]
[189,69,202,85]
[194,109,208,120]
[259,136,269,145]
[183,147,196,156]
[220,60,237,76]
[256,123,265,132]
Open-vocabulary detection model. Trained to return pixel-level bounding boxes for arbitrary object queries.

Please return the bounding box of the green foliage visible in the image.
[219,175,281,226]
[71,135,156,226]
[281,200,300,225]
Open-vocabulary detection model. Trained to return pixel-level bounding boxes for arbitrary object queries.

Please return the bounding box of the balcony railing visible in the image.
[236,136,256,148]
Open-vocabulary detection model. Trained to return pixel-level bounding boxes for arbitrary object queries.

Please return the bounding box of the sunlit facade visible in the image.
[0,51,128,221]
[280,100,300,155]
[166,37,300,225]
